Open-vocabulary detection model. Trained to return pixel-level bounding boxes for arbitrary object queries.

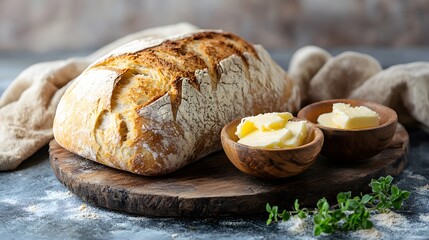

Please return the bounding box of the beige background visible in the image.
[1,0,429,53]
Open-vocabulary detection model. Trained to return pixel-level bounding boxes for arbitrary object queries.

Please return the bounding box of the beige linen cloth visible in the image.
[0,23,198,170]
[289,46,429,129]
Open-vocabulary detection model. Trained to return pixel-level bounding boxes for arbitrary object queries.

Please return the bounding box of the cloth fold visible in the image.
[0,59,89,170]
[0,23,198,170]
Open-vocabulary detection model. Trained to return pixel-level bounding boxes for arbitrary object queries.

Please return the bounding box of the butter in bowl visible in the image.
[298,99,398,162]
[221,112,324,179]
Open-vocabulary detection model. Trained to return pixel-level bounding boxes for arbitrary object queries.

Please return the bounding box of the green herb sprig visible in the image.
[266,176,410,236]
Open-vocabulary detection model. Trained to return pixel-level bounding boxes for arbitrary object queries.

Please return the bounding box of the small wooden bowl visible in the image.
[297,99,398,162]
[221,118,324,179]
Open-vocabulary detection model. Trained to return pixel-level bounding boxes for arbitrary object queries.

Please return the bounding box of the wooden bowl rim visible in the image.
[221,117,324,152]
[297,99,398,133]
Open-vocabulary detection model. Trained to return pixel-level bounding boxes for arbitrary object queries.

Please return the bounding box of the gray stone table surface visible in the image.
[1,48,429,240]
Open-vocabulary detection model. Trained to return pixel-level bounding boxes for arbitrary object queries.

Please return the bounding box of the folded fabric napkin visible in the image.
[289,46,429,129]
[0,23,198,170]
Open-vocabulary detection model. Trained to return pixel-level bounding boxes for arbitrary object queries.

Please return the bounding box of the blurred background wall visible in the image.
[1,0,429,53]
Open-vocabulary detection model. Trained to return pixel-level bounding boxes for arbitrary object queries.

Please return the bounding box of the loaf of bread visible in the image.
[53,30,300,176]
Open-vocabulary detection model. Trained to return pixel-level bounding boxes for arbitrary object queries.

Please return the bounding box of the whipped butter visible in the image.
[317,103,380,129]
[235,112,307,149]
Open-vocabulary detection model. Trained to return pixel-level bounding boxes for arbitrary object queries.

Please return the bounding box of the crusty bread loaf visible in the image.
[53,30,300,176]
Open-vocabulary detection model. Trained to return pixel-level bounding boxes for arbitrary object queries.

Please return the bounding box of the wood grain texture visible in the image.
[49,124,408,217]
[221,118,323,179]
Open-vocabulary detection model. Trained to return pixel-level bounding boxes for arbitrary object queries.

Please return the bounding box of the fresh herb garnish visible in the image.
[266,175,410,236]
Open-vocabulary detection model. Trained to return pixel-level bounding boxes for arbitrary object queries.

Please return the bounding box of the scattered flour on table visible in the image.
[40,190,73,200]
[419,213,429,222]
[219,220,247,227]
[415,184,429,193]
[277,216,308,235]
[372,211,407,228]
[23,202,52,217]
[126,215,150,222]
[353,211,408,239]
[20,189,113,221]
[24,204,40,213]
[23,202,59,217]
[403,170,427,181]
[352,228,382,239]
[0,198,18,205]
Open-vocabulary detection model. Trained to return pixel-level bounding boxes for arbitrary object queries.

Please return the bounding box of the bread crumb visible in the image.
[372,211,407,227]
[82,213,99,219]
[76,203,99,219]
[353,228,382,239]
[79,204,87,211]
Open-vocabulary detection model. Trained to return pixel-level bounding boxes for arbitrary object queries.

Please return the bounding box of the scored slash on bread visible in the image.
[91,31,258,117]
[53,30,300,176]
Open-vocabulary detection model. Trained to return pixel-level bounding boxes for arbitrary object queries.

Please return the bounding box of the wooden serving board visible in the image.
[49,125,409,217]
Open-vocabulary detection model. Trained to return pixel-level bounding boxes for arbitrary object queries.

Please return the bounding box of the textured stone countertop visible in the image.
[1,49,429,240]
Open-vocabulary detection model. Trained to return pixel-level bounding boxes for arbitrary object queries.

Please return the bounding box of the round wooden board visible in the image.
[49,125,409,217]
